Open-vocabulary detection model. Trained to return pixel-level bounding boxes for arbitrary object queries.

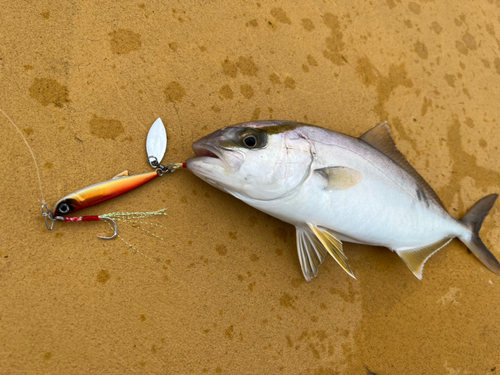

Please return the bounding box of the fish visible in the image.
[186,120,500,281]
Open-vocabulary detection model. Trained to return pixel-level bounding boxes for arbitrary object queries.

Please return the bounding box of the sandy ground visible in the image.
[1,0,499,374]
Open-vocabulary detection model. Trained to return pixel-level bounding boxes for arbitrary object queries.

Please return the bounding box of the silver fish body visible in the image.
[186,120,500,281]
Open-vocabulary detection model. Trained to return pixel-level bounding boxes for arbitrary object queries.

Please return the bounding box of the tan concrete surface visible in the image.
[0,0,499,373]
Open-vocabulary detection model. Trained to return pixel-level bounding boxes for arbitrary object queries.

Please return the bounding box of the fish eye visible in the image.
[239,129,266,149]
[243,135,257,148]
[58,203,70,214]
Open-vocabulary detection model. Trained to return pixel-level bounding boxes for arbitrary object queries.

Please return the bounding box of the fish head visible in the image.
[186,121,313,200]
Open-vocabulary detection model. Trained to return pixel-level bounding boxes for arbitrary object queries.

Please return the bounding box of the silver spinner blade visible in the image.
[146,118,167,168]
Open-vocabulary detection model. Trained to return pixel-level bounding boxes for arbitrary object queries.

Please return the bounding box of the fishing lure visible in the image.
[41,118,185,238]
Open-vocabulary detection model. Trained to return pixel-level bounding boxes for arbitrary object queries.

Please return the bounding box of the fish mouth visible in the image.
[193,143,221,160]
[187,140,245,176]
[187,142,231,172]
[191,143,226,167]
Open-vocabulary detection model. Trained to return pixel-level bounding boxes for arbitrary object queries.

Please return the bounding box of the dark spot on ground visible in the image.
[109,29,142,54]
[29,78,70,108]
[96,269,111,284]
[89,115,124,140]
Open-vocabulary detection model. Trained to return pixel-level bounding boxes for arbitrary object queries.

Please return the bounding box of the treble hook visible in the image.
[42,204,118,240]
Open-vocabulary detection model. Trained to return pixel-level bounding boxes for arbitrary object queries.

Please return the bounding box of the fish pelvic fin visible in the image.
[360,121,446,209]
[396,238,452,280]
[307,224,356,280]
[459,194,500,275]
[296,226,329,282]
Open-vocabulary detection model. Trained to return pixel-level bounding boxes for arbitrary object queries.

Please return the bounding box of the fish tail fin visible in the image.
[459,194,500,275]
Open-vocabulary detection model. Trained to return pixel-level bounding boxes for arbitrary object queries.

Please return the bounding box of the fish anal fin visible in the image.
[308,224,356,279]
[315,166,363,191]
[396,238,451,280]
[112,170,130,179]
[360,121,446,209]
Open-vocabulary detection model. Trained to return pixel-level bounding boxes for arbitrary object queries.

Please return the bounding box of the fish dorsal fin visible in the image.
[112,170,130,179]
[308,224,356,279]
[360,121,446,209]
[315,166,364,191]
[296,226,329,282]
[396,238,452,279]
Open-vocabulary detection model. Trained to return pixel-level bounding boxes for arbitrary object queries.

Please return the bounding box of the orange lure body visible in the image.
[53,170,159,216]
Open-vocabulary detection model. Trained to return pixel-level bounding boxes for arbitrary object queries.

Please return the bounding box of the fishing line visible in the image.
[0,107,46,205]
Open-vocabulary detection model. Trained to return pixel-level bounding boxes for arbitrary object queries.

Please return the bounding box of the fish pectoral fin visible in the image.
[315,166,363,191]
[395,238,452,280]
[308,224,356,279]
[112,170,130,179]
